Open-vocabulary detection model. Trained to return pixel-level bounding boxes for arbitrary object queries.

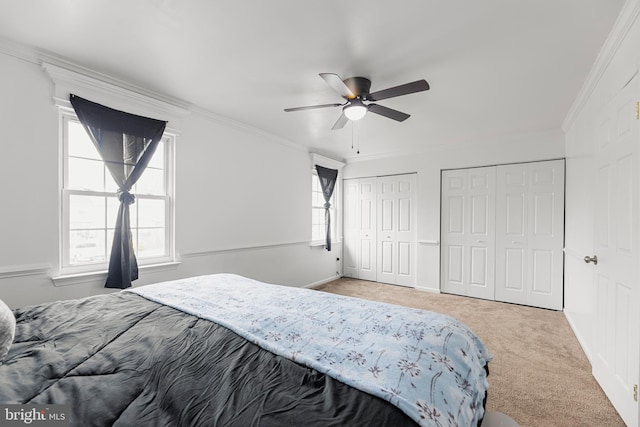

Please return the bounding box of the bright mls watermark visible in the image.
[1,405,69,426]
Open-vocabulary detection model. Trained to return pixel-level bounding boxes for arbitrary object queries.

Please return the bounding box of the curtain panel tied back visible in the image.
[315,165,338,251]
[70,94,167,289]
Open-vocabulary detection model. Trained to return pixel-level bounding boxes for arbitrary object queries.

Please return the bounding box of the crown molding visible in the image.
[42,62,191,119]
[190,105,309,153]
[310,153,346,170]
[562,0,640,131]
[0,36,39,64]
[1,35,192,120]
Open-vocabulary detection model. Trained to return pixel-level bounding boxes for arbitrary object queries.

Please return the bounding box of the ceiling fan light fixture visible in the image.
[284,73,429,129]
[344,101,367,121]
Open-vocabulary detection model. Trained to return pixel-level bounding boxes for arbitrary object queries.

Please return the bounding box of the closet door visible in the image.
[342,178,377,280]
[357,179,377,281]
[495,160,565,310]
[441,167,496,299]
[377,174,417,286]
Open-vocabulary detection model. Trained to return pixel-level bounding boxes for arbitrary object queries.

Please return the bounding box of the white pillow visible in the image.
[0,298,15,362]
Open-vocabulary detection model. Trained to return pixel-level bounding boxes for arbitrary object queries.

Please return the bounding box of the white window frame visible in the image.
[310,153,345,247]
[311,170,339,246]
[58,109,175,276]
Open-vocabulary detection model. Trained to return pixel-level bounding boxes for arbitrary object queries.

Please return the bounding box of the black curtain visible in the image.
[70,94,167,289]
[315,165,338,251]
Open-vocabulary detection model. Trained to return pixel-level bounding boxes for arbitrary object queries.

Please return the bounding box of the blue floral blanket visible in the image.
[128,274,491,426]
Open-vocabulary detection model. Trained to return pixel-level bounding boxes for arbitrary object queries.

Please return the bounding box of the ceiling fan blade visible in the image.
[331,112,349,130]
[367,104,410,122]
[284,103,342,112]
[367,79,430,101]
[320,73,356,99]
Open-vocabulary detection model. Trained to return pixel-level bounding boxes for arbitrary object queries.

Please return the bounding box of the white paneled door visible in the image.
[441,167,496,300]
[494,160,565,310]
[441,160,564,310]
[377,174,417,287]
[343,178,377,281]
[591,76,639,427]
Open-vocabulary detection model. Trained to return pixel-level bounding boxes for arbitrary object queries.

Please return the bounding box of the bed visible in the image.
[0,273,491,426]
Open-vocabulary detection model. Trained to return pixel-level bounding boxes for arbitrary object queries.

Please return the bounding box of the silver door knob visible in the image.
[584,255,598,265]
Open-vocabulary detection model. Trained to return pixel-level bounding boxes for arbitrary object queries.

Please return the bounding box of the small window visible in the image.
[311,171,337,244]
[60,113,174,273]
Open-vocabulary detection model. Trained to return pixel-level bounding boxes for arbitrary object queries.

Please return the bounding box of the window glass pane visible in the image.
[137,228,165,258]
[68,121,101,160]
[138,199,165,227]
[330,208,336,239]
[312,208,325,242]
[135,168,164,195]
[70,195,105,229]
[312,224,324,242]
[68,157,105,191]
[70,230,106,264]
[106,228,115,259]
[105,173,119,193]
[312,208,324,225]
[147,140,164,169]
[106,197,121,228]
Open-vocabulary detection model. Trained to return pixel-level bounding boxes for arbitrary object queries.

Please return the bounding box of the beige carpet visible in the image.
[315,278,625,427]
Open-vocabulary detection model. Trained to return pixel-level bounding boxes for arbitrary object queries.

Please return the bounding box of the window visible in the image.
[311,171,337,244]
[60,112,174,273]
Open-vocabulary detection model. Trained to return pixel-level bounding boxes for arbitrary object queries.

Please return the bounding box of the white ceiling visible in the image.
[0,0,625,161]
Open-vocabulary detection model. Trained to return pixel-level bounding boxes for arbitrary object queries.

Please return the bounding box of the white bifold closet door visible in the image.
[441,160,564,310]
[343,174,417,287]
[343,178,377,281]
[377,174,417,287]
[441,167,497,300]
[494,160,565,310]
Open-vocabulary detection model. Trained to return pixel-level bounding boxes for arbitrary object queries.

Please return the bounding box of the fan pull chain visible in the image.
[350,121,361,154]
[351,122,354,149]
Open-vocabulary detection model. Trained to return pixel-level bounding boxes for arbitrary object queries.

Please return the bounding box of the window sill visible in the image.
[51,261,181,287]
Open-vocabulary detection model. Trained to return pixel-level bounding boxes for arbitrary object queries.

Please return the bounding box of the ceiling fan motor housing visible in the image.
[342,77,371,99]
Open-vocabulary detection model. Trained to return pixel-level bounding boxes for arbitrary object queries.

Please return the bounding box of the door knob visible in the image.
[584,255,598,265]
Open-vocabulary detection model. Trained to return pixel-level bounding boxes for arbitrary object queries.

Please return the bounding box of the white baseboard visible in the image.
[564,310,593,365]
[414,285,441,293]
[305,275,341,289]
